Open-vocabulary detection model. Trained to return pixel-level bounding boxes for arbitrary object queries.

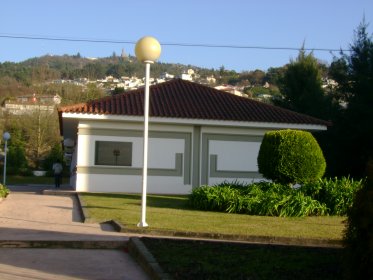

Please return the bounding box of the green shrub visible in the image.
[301,177,364,215]
[6,144,28,175]
[190,177,362,217]
[343,180,373,279]
[189,184,240,212]
[0,184,10,198]
[189,182,327,217]
[257,129,326,184]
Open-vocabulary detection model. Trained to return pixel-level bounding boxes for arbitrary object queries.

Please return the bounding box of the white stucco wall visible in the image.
[74,120,192,193]
[209,140,260,172]
[76,173,191,194]
[63,116,326,194]
[200,126,266,186]
[148,138,184,169]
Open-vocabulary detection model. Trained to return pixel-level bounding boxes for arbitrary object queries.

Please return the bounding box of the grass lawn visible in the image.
[80,193,345,241]
[142,237,344,280]
[81,193,346,279]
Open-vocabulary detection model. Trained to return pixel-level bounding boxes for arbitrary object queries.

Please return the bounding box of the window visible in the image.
[95,141,132,166]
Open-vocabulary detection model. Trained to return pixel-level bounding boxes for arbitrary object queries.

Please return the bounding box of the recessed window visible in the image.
[95,141,132,166]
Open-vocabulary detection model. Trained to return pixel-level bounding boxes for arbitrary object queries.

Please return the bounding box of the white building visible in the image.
[214,85,245,97]
[179,73,193,81]
[59,79,329,194]
[160,72,175,80]
[4,94,61,115]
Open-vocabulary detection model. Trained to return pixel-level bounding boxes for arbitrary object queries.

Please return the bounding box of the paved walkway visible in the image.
[0,185,149,280]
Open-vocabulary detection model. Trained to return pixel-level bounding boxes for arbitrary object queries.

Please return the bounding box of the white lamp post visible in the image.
[2,132,10,186]
[135,36,161,227]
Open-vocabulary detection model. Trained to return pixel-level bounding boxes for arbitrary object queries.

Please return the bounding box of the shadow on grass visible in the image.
[83,205,122,210]
[81,192,192,211]
[81,193,141,200]
[142,237,345,280]
[147,195,190,210]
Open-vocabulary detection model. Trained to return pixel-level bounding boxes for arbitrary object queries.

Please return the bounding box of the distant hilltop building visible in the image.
[121,48,127,59]
[3,94,61,115]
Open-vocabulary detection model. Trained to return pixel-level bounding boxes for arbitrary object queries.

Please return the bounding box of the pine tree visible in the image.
[329,21,373,177]
[276,48,331,120]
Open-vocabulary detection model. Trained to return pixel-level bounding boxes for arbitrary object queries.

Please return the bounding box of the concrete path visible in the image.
[0,185,149,279]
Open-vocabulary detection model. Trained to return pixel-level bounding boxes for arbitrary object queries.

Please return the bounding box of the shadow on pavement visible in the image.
[7,185,73,193]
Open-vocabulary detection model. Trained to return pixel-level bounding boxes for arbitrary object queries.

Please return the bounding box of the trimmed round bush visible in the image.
[257,129,326,184]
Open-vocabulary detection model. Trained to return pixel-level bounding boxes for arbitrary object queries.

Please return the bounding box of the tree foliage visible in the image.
[275,49,332,120]
[343,179,373,279]
[328,21,373,177]
[4,109,61,169]
[257,130,326,184]
[6,141,28,175]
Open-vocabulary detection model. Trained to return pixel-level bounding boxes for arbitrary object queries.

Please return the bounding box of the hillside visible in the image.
[0,54,286,105]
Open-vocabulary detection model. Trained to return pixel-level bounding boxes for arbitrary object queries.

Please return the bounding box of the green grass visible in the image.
[5,175,69,185]
[81,193,345,240]
[142,238,344,280]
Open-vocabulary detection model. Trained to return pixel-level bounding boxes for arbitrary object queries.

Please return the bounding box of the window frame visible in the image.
[94,141,133,167]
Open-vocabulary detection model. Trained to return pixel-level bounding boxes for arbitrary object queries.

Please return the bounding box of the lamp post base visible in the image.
[137,221,149,227]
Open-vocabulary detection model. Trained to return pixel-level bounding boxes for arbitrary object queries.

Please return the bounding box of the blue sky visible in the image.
[0,0,372,72]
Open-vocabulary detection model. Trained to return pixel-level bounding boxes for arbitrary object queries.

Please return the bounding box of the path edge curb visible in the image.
[128,237,171,280]
[109,220,342,248]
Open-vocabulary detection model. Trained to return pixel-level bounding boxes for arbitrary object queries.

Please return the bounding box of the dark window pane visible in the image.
[95,141,132,166]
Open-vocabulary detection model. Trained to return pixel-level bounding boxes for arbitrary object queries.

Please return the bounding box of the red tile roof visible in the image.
[59,78,330,126]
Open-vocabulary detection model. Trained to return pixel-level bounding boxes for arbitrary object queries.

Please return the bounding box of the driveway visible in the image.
[0,185,149,279]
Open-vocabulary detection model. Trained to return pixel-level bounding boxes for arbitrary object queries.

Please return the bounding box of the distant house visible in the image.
[214,85,245,97]
[206,75,216,84]
[58,79,329,194]
[160,72,175,80]
[4,94,61,115]
[179,73,193,81]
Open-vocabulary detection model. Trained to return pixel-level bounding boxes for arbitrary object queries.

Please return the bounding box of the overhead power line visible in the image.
[0,33,351,52]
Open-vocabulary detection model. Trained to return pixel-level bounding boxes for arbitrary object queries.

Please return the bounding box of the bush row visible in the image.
[189,177,364,217]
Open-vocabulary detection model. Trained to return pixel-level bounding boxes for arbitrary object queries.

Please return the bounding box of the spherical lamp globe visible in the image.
[3,132,10,141]
[135,36,161,63]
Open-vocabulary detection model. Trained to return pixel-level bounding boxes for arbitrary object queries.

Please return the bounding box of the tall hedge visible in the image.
[257,129,326,184]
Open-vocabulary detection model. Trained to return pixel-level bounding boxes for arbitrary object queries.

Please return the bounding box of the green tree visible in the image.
[24,109,61,169]
[343,179,373,279]
[106,63,126,78]
[6,144,28,175]
[275,49,332,120]
[265,67,286,85]
[112,87,125,95]
[329,21,373,177]
[84,83,105,101]
[82,62,105,80]
[6,109,61,170]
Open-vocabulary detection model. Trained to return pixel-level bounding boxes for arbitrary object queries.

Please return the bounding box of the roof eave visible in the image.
[61,112,328,131]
